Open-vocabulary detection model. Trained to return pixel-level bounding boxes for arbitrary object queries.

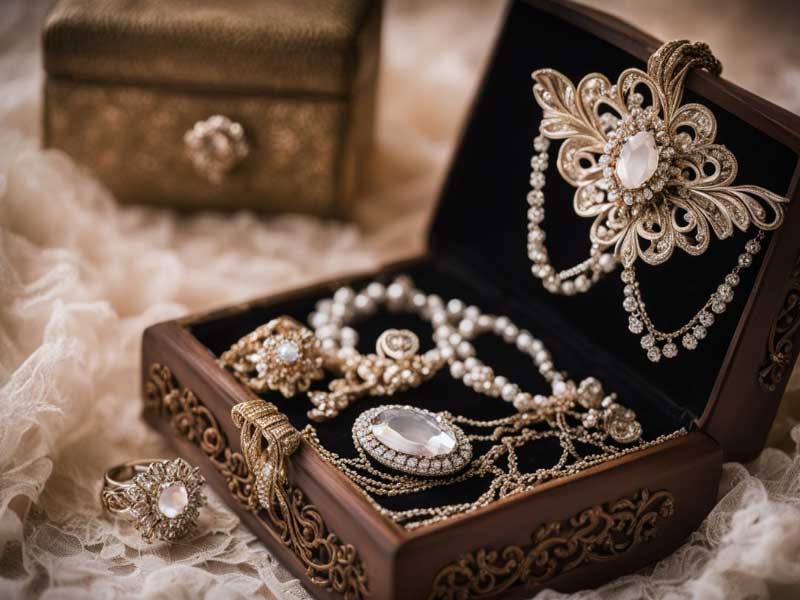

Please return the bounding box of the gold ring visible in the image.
[219,315,324,397]
[101,458,206,543]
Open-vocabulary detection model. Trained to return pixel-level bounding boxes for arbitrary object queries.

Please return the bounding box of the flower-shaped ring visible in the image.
[101,458,206,543]
[219,315,324,397]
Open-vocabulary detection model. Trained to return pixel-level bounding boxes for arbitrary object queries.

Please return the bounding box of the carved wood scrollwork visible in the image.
[759,254,800,392]
[143,363,370,600]
[428,488,675,600]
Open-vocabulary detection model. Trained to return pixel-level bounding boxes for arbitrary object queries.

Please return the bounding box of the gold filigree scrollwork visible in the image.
[144,364,254,506]
[429,488,674,600]
[143,364,370,600]
[533,40,787,268]
[759,255,800,391]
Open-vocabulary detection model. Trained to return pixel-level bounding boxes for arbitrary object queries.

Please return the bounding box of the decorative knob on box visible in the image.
[184,115,249,184]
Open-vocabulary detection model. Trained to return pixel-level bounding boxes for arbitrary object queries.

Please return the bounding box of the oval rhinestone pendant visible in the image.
[353,405,472,476]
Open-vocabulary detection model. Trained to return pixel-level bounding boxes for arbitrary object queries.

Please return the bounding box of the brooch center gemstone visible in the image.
[616,130,659,189]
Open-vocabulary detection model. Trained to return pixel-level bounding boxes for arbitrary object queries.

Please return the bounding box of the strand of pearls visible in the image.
[308,276,444,367]
[527,132,618,295]
[428,292,642,442]
[309,276,641,444]
[309,275,584,410]
[431,302,561,410]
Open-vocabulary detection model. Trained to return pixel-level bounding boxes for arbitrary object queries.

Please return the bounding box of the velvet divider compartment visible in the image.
[141,1,800,599]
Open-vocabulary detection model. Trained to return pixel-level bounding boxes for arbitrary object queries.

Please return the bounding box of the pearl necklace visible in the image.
[310,276,642,444]
[526,128,764,362]
[307,276,446,421]
[303,276,657,530]
[428,294,641,444]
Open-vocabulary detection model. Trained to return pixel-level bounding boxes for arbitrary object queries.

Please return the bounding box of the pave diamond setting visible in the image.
[353,405,471,476]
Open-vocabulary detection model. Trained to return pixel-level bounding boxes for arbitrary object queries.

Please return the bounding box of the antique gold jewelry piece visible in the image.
[220,316,324,397]
[184,114,249,184]
[526,40,789,361]
[306,277,446,421]
[353,405,473,476]
[302,276,659,528]
[100,458,206,542]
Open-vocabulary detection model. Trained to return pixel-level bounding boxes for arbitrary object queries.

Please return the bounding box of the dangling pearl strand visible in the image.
[427,296,641,442]
[431,301,563,411]
[527,131,618,295]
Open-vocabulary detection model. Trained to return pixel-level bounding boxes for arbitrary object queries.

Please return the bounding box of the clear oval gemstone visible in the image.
[158,482,189,518]
[615,131,659,189]
[371,407,456,457]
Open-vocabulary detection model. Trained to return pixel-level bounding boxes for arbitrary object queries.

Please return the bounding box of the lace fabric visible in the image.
[2,0,800,598]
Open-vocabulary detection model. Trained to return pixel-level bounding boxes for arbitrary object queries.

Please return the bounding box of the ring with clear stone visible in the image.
[101,458,206,543]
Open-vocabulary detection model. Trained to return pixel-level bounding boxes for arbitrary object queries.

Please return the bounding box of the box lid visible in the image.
[43,0,379,95]
[428,0,800,460]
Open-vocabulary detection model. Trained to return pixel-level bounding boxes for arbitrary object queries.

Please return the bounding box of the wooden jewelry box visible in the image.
[141,1,800,598]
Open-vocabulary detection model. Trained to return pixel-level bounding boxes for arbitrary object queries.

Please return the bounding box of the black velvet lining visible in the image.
[190,259,684,512]
[188,1,798,514]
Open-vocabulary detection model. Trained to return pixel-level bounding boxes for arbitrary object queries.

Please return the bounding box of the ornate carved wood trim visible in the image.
[428,488,675,600]
[759,254,800,391]
[143,363,370,600]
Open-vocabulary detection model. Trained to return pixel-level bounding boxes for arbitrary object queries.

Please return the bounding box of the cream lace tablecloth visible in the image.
[2,1,800,598]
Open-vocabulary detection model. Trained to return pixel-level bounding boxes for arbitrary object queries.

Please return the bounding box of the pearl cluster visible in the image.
[623,232,764,362]
[309,276,444,368]
[527,131,617,295]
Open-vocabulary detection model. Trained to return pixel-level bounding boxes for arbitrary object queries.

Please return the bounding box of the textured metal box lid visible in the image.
[43,0,378,95]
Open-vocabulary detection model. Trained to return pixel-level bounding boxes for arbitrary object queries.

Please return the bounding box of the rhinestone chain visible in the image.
[527,129,765,362]
[526,133,618,295]
[624,232,764,361]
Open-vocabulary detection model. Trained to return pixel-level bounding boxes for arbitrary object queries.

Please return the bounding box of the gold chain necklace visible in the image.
[302,276,682,529]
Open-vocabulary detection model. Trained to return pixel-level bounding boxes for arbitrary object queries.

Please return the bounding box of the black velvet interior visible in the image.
[191,260,684,512]
[187,1,799,514]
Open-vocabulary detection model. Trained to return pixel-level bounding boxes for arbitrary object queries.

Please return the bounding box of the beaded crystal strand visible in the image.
[527,125,767,362]
[527,132,617,296]
[622,233,763,362]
